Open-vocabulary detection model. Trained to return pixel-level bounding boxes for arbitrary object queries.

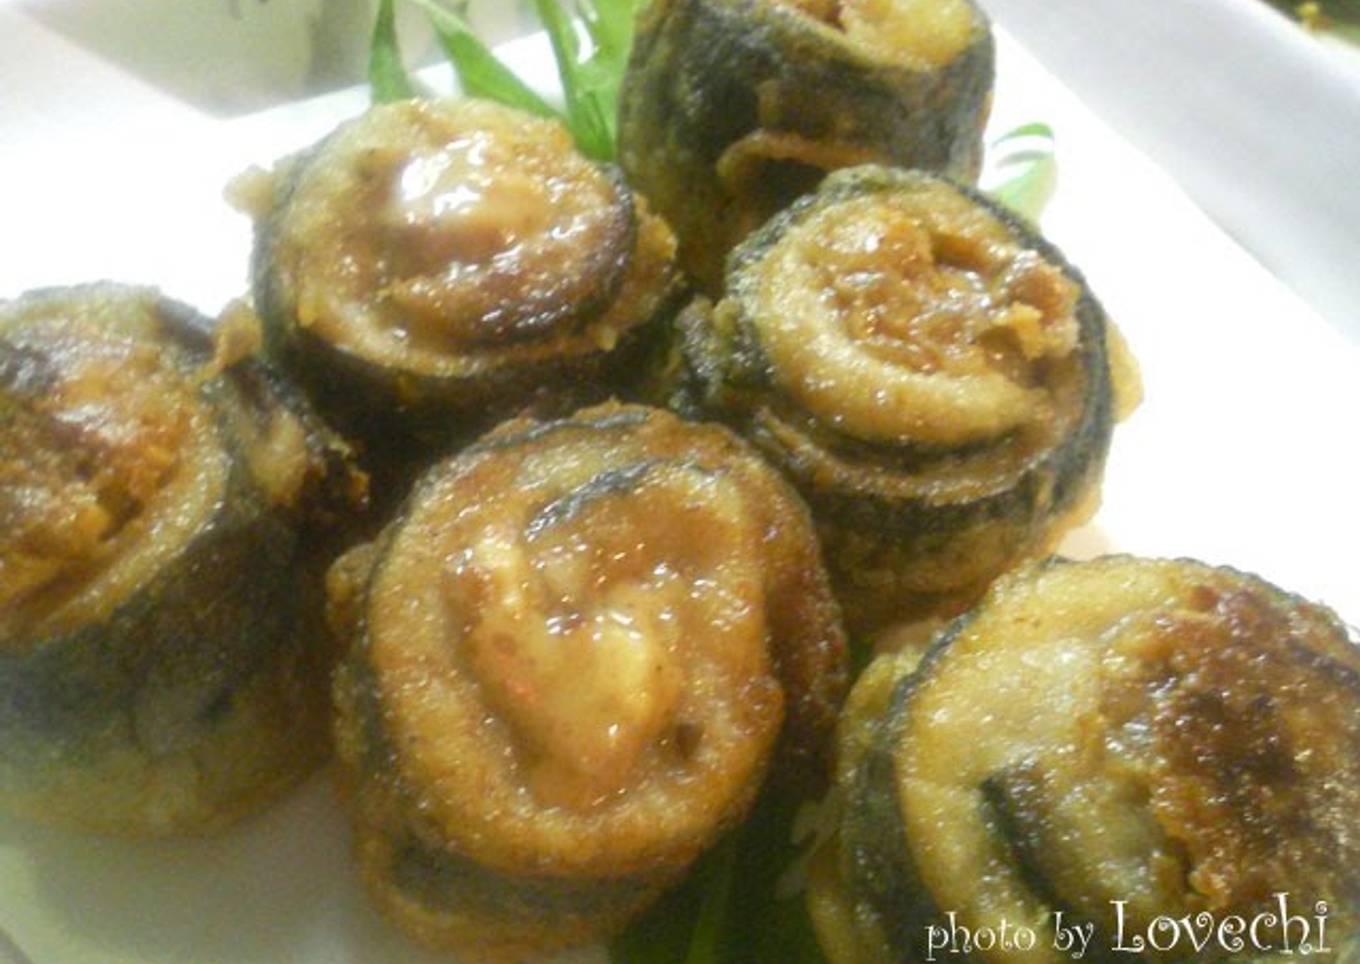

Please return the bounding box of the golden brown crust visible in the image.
[250,100,683,477]
[1101,583,1360,916]
[259,99,668,381]
[770,0,980,68]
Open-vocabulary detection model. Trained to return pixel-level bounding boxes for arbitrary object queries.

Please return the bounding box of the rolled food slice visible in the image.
[0,284,365,835]
[244,97,682,473]
[619,0,994,291]
[824,556,1360,962]
[329,402,847,961]
[679,166,1136,631]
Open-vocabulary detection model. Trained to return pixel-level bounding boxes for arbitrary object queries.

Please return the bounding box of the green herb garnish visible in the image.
[608,789,832,964]
[407,0,557,118]
[368,0,418,102]
[368,0,643,160]
[986,121,1058,223]
[370,4,1062,199]
[533,0,642,160]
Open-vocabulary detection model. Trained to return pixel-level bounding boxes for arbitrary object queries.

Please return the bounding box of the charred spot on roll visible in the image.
[820,556,1360,963]
[618,0,995,292]
[243,98,683,483]
[0,283,365,835]
[677,166,1136,631]
[329,402,847,961]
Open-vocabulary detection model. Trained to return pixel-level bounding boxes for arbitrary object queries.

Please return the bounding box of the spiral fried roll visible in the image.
[329,402,847,961]
[677,166,1136,630]
[819,556,1360,963]
[244,98,681,478]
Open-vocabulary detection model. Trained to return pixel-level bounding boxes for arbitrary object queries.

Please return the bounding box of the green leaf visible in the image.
[531,0,647,160]
[992,121,1054,144]
[368,0,417,103]
[367,0,645,158]
[986,122,1058,223]
[578,0,640,53]
[607,789,831,964]
[406,0,557,118]
[577,0,644,101]
[533,0,615,159]
[683,832,742,964]
[607,838,724,964]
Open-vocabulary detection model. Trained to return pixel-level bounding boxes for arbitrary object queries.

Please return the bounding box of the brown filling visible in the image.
[757,185,1080,447]
[442,467,762,810]
[270,99,635,368]
[376,446,777,816]
[0,329,193,623]
[816,201,1075,379]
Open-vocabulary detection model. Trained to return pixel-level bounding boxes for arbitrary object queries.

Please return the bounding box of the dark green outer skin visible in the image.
[251,142,684,496]
[679,167,1115,629]
[838,556,1359,964]
[618,0,995,292]
[0,284,355,834]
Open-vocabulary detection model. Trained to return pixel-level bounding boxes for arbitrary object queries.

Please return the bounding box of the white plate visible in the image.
[2,26,1358,964]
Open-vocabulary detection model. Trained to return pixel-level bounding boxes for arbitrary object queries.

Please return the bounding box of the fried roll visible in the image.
[677,166,1134,630]
[619,0,994,291]
[823,556,1360,962]
[0,284,363,834]
[244,98,682,474]
[329,402,847,961]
